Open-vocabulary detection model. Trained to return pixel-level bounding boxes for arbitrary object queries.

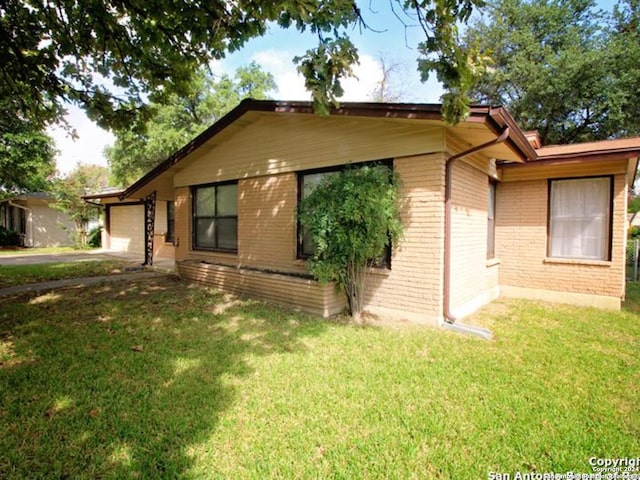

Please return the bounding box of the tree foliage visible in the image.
[52,164,110,244]
[0,101,56,196]
[1,0,485,135]
[105,63,276,186]
[297,164,403,319]
[464,0,640,145]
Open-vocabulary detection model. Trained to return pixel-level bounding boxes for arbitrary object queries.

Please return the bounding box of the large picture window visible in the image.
[548,177,612,261]
[192,182,238,252]
[297,160,393,266]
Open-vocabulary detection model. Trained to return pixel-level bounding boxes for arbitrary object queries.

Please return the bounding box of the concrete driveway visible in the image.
[0,249,144,266]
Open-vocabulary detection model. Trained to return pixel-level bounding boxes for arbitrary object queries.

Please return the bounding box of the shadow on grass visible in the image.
[0,276,329,478]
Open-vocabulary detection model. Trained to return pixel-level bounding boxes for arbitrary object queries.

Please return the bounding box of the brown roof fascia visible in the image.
[119,100,529,199]
[533,148,640,162]
[485,106,538,161]
[523,131,542,149]
[499,151,640,171]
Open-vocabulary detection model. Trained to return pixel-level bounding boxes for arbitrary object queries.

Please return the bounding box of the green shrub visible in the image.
[297,164,403,319]
[87,226,102,248]
[0,226,21,247]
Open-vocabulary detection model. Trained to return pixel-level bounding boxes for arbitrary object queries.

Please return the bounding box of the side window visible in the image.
[192,182,238,252]
[166,201,175,244]
[548,177,612,261]
[487,181,496,259]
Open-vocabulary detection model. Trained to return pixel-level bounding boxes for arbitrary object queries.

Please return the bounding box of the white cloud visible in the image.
[251,49,385,101]
[251,48,443,103]
[251,49,308,100]
[47,105,114,175]
[341,54,383,101]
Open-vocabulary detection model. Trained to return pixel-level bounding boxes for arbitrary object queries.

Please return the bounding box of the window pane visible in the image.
[302,171,339,198]
[300,171,339,257]
[195,218,216,248]
[217,184,237,216]
[167,201,175,221]
[166,202,175,243]
[302,229,315,256]
[487,182,496,259]
[550,178,610,260]
[217,218,237,250]
[487,183,496,220]
[195,187,216,217]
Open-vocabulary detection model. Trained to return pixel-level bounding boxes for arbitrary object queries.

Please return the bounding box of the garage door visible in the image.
[110,205,145,255]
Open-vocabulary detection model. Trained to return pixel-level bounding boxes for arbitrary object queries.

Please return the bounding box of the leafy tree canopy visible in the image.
[0,100,56,196]
[464,0,640,145]
[52,164,110,235]
[105,63,276,186]
[297,164,403,319]
[1,0,484,135]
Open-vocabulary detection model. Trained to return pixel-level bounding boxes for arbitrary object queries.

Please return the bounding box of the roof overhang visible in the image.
[118,100,535,200]
[501,137,640,187]
[82,190,127,205]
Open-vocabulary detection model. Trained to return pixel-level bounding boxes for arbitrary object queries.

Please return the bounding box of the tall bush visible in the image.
[297,164,403,320]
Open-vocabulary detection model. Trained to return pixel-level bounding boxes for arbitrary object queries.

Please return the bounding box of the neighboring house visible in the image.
[0,193,75,247]
[84,100,640,325]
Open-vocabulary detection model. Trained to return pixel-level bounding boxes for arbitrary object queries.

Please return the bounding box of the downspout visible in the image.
[443,126,510,324]
[8,201,32,247]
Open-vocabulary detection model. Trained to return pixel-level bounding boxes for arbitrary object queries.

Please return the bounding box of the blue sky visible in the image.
[49,0,619,175]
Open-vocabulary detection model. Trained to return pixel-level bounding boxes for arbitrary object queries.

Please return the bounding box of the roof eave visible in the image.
[486,106,538,162]
[536,147,640,162]
[119,100,533,199]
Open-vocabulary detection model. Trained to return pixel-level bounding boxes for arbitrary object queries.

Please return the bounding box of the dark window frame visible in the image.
[166,201,175,244]
[296,159,394,268]
[546,175,614,261]
[191,180,238,253]
[487,180,497,260]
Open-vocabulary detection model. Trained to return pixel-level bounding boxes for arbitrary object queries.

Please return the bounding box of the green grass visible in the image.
[0,278,638,479]
[0,260,135,288]
[0,246,81,256]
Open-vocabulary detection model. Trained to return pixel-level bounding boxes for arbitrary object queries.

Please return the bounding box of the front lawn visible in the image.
[0,261,136,288]
[0,278,638,479]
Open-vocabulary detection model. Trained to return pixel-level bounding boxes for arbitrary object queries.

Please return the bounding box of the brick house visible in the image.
[86,100,640,325]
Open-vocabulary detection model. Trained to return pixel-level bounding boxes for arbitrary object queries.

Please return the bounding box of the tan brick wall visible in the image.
[496,174,626,300]
[363,154,445,323]
[175,154,450,323]
[238,173,301,272]
[178,260,346,317]
[449,160,497,312]
[175,174,304,271]
[152,201,175,260]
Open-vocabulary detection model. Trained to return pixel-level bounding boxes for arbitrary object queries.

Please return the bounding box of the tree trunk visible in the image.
[344,260,366,321]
